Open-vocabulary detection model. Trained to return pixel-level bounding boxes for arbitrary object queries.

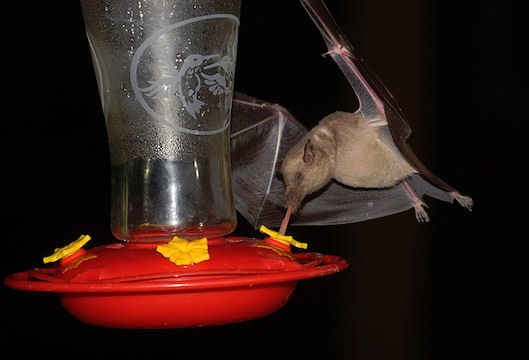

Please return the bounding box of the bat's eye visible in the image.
[295,172,303,182]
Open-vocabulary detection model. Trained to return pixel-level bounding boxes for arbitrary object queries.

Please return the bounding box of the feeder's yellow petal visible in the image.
[189,248,210,263]
[157,236,209,266]
[156,244,176,259]
[42,235,91,264]
[170,252,192,266]
[259,225,308,249]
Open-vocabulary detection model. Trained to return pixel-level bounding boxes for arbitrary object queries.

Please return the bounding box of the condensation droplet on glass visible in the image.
[120,82,126,91]
[130,37,135,42]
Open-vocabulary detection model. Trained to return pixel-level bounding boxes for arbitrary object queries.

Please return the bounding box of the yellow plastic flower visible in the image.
[43,235,91,264]
[157,236,210,266]
[259,225,308,249]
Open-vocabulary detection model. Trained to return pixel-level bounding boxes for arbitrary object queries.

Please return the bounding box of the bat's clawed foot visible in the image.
[403,180,430,222]
[452,192,473,211]
[413,202,430,223]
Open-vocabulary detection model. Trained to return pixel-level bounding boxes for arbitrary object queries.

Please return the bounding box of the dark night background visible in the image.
[2,1,526,359]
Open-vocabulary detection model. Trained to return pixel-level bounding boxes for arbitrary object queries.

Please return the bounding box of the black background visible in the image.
[2,1,526,359]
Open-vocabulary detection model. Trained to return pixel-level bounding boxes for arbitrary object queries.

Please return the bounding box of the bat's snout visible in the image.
[283,188,304,214]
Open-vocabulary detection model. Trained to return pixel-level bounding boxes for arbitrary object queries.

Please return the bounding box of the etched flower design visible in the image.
[157,236,210,266]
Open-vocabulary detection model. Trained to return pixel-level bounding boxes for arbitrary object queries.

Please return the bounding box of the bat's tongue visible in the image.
[279,205,293,235]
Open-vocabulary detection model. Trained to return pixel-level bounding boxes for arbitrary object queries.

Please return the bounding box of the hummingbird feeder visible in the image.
[4,0,348,328]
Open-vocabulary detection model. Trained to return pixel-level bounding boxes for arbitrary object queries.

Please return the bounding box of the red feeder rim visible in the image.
[5,252,348,293]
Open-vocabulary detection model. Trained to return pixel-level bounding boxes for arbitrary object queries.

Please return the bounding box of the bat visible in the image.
[229,0,472,231]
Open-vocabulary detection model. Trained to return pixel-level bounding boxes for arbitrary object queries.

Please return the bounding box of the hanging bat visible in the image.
[229,0,472,231]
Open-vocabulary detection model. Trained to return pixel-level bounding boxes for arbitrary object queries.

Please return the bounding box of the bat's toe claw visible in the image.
[452,192,473,211]
[413,204,430,222]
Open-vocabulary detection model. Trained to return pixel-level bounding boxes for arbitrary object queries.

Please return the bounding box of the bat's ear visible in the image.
[303,140,315,163]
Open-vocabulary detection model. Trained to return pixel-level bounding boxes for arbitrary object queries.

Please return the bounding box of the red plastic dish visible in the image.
[4,237,348,328]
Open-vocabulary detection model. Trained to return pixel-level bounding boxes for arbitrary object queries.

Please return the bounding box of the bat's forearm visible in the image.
[300,0,384,120]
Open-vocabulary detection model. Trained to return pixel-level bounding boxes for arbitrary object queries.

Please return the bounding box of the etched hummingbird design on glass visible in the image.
[139,53,235,119]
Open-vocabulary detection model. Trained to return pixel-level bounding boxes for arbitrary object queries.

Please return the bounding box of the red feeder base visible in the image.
[4,237,348,328]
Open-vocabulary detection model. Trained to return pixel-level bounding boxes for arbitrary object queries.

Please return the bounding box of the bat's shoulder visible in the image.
[316,111,362,136]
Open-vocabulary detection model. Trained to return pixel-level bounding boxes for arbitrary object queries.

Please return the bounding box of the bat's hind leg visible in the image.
[451,192,473,211]
[403,179,430,222]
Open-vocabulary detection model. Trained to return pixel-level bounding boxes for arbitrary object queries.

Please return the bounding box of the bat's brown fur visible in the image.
[280,111,415,212]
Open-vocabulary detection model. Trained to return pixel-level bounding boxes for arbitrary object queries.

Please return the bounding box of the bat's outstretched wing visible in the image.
[230,92,306,228]
[231,93,452,229]
[300,0,461,193]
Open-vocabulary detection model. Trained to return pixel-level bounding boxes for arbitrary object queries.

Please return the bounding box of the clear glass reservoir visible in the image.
[80,0,241,241]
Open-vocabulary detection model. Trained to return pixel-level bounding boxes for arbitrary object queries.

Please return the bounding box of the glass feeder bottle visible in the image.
[80,0,241,241]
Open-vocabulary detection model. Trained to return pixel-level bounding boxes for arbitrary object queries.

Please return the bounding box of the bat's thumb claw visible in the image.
[322,45,355,59]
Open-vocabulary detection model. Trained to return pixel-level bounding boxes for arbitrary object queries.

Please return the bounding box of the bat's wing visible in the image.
[231,93,452,229]
[300,0,459,193]
[230,92,306,228]
[289,174,452,226]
